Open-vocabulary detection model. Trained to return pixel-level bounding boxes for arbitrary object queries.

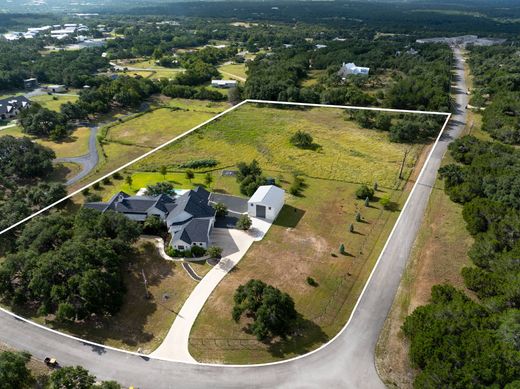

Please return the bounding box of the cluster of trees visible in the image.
[404,135,520,387]
[0,208,141,320]
[236,160,265,196]
[19,103,68,140]
[349,110,442,143]
[0,350,120,389]
[232,279,298,340]
[0,136,66,254]
[469,46,520,144]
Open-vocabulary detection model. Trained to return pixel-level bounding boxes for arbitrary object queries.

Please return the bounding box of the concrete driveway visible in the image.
[150,219,272,362]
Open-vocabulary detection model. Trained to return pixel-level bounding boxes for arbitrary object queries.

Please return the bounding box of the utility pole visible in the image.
[398,148,410,180]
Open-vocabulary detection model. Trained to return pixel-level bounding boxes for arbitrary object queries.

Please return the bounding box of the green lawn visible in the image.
[0,125,90,159]
[31,94,79,112]
[218,63,247,80]
[105,107,217,148]
[139,105,422,189]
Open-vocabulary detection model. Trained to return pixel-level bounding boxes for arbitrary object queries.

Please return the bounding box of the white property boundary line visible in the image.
[0,100,451,369]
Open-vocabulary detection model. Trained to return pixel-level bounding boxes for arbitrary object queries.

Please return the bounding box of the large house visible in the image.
[0,96,30,120]
[338,62,370,78]
[85,187,216,251]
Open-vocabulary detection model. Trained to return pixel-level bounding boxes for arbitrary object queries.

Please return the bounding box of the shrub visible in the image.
[82,188,90,196]
[339,243,346,255]
[92,182,101,190]
[178,159,218,169]
[207,246,223,259]
[289,175,305,196]
[306,277,318,287]
[237,214,252,230]
[143,215,165,235]
[213,202,228,217]
[356,184,374,200]
[290,130,314,149]
[102,177,111,185]
[85,193,102,202]
[190,245,206,257]
[113,172,123,180]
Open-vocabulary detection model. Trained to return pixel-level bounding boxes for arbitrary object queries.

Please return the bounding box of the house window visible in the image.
[178,245,184,250]
[268,207,272,210]
[250,203,254,207]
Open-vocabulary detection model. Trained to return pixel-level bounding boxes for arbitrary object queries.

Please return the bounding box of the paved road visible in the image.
[0,48,468,388]
[54,125,99,186]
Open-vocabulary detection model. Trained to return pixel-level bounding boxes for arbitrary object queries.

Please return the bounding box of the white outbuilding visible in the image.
[248,185,285,221]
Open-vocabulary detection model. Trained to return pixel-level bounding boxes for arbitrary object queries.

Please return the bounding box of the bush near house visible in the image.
[236,214,252,230]
[355,184,374,200]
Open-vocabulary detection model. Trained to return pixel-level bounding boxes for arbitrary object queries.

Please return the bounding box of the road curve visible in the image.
[0,48,468,389]
[54,125,99,186]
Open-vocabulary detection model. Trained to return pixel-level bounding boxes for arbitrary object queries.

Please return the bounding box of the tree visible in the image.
[236,214,252,230]
[0,351,33,389]
[349,223,354,233]
[204,172,213,188]
[48,366,96,389]
[159,165,167,180]
[290,130,314,149]
[213,202,228,217]
[19,103,67,139]
[232,279,298,340]
[185,169,195,183]
[356,184,374,200]
[339,243,346,255]
[125,175,133,188]
[356,212,362,222]
[146,181,175,196]
[143,215,165,234]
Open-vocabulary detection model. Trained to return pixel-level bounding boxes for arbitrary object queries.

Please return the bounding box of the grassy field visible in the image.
[31,94,79,112]
[139,105,422,189]
[105,108,217,148]
[219,63,247,80]
[0,125,90,158]
[10,240,199,353]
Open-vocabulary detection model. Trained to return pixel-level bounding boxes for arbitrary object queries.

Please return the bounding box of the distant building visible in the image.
[43,85,66,93]
[24,78,38,90]
[338,62,370,78]
[315,44,328,49]
[211,79,238,88]
[0,96,31,120]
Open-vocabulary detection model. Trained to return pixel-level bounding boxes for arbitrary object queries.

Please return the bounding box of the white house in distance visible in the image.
[211,79,238,88]
[248,185,285,221]
[338,62,370,78]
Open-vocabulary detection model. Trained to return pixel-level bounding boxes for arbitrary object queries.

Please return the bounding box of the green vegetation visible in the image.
[0,209,141,320]
[404,135,520,387]
[232,279,298,340]
[0,350,32,389]
[236,214,252,231]
[213,202,228,217]
[355,184,375,200]
[290,130,314,149]
[236,159,265,196]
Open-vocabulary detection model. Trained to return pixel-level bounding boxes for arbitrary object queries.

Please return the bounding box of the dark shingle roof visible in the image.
[166,187,215,225]
[176,218,211,245]
[0,96,30,116]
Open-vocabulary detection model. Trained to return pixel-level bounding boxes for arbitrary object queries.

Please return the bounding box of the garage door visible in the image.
[256,205,266,218]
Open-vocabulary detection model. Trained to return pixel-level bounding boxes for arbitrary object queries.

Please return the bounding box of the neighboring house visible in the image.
[211,79,238,88]
[84,186,216,250]
[0,96,30,120]
[248,185,285,221]
[338,62,370,78]
[24,78,38,89]
[43,84,66,93]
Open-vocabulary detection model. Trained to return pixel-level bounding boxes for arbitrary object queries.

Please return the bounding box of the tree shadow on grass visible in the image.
[263,317,329,359]
[274,205,305,228]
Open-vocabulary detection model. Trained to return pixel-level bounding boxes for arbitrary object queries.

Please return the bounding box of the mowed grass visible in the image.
[105,108,217,148]
[139,105,421,188]
[0,125,90,158]
[31,94,79,112]
[219,63,247,80]
[190,175,406,363]
[12,240,198,354]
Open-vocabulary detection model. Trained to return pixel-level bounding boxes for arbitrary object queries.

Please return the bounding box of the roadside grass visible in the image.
[0,125,90,158]
[31,94,79,112]
[105,108,216,148]
[301,70,326,87]
[189,175,407,363]
[138,105,421,188]
[8,240,198,354]
[218,63,247,80]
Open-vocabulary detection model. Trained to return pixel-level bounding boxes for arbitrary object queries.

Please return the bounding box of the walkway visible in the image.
[150,218,272,362]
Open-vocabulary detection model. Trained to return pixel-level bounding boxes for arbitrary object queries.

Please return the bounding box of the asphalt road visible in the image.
[0,48,468,388]
[54,125,99,186]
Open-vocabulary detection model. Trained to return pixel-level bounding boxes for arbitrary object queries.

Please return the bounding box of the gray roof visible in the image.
[166,187,215,226]
[0,96,30,116]
[174,218,211,245]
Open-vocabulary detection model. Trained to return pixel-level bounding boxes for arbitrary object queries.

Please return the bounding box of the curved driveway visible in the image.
[0,48,468,389]
[54,125,99,186]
